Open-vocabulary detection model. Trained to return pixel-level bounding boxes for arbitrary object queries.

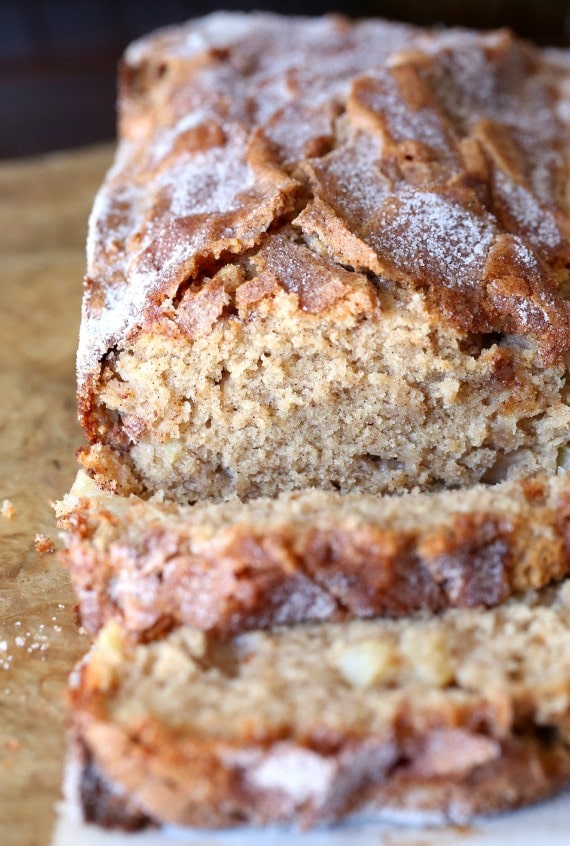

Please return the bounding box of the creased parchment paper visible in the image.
[0,147,111,846]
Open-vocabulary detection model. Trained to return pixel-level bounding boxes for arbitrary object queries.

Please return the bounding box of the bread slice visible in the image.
[78,13,570,505]
[59,470,570,638]
[71,581,570,829]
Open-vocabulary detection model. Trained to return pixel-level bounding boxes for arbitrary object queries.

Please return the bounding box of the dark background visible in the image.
[2,0,570,158]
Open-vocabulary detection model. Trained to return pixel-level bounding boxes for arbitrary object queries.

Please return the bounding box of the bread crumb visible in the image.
[1,500,16,519]
[34,534,55,554]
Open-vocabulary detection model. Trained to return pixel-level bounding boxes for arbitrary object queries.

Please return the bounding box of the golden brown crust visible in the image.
[75,733,570,830]
[61,474,570,638]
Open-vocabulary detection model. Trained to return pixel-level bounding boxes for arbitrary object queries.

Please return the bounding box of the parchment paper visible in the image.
[0,147,112,846]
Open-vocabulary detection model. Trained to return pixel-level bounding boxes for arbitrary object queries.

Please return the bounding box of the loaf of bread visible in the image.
[71,580,570,829]
[60,470,570,637]
[63,12,570,831]
[78,12,570,505]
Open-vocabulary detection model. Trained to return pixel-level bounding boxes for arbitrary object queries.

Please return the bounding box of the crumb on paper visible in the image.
[1,499,16,519]
[34,533,55,554]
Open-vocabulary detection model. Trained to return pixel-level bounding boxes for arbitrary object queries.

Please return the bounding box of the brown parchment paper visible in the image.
[0,147,112,846]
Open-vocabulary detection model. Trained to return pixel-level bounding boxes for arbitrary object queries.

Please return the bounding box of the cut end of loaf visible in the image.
[77,13,570,505]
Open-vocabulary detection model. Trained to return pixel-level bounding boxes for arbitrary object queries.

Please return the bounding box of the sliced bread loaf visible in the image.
[62,13,570,832]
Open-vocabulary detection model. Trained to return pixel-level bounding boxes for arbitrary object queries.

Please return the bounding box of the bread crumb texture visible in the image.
[77,13,570,504]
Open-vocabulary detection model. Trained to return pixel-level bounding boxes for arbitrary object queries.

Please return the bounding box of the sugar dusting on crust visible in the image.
[369,188,495,284]
[493,171,563,252]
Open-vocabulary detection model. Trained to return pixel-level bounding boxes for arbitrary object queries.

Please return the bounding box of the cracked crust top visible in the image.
[79,12,570,432]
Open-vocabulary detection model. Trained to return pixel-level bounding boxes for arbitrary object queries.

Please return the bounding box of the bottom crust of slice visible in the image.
[74,732,570,831]
[76,743,152,832]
